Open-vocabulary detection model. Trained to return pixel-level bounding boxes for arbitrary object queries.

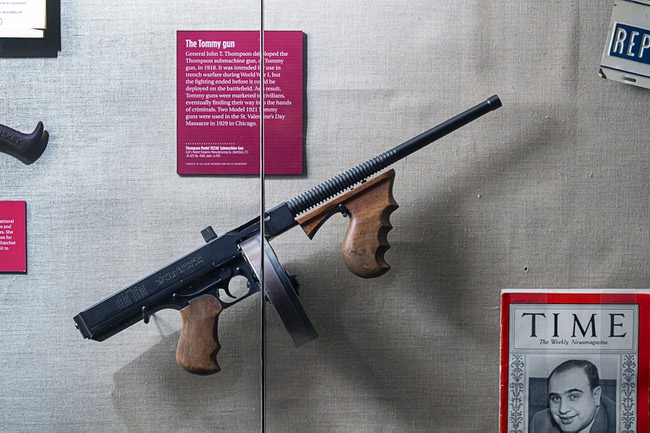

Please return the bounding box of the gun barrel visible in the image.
[286,95,501,216]
[391,95,501,160]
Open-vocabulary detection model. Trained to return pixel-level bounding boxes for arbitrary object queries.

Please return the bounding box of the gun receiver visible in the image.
[73,95,502,374]
[0,121,49,164]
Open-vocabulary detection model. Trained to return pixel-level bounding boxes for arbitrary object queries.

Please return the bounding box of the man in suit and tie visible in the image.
[530,360,616,433]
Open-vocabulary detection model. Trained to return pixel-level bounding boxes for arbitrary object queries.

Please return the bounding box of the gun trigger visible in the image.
[142,306,150,324]
[338,204,348,217]
[201,226,218,243]
[222,286,235,300]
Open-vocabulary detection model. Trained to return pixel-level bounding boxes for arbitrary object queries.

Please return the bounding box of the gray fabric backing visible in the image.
[1,1,647,432]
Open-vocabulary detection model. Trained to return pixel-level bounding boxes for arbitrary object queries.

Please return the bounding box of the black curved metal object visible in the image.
[0,121,49,164]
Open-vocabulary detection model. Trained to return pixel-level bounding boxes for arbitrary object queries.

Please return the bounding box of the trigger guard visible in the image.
[223,287,235,299]
[216,272,256,306]
[218,287,237,303]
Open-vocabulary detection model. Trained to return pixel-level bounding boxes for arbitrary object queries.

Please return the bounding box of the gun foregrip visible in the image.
[340,172,399,278]
[298,169,399,278]
[0,121,49,164]
[176,294,223,375]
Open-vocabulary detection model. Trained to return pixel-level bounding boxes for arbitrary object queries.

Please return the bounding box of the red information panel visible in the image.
[0,201,27,273]
[177,30,303,175]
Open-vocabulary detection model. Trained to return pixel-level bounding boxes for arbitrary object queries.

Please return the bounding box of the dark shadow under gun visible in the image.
[73,95,502,375]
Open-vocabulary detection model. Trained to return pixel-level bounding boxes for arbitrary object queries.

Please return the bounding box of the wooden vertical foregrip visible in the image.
[298,170,399,278]
[176,294,223,375]
[340,173,399,278]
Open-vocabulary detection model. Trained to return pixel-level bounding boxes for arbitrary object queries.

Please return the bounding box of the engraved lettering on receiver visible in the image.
[0,130,21,145]
[155,255,205,286]
[115,285,149,310]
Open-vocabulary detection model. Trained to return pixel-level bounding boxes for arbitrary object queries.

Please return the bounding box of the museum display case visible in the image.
[1,1,649,432]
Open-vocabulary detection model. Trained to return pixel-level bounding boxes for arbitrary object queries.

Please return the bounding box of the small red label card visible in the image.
[0,201,27,273]
[177,30,303,175]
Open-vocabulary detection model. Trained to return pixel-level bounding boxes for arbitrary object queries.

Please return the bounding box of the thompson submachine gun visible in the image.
[73,96,502,374]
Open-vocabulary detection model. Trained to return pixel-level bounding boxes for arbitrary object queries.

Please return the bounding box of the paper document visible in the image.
[0,0,47,38]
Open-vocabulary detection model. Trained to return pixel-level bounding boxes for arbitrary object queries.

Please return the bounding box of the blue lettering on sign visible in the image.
[609,22,650,65]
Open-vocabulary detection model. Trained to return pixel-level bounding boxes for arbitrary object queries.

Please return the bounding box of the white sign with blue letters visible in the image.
[600,0,650,89]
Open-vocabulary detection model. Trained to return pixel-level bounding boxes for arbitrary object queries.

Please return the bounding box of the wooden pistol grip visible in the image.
[298,170,399,278]
[176,294,223,375]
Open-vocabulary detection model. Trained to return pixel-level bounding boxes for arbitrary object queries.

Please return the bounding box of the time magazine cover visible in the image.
[500,290,649,433]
